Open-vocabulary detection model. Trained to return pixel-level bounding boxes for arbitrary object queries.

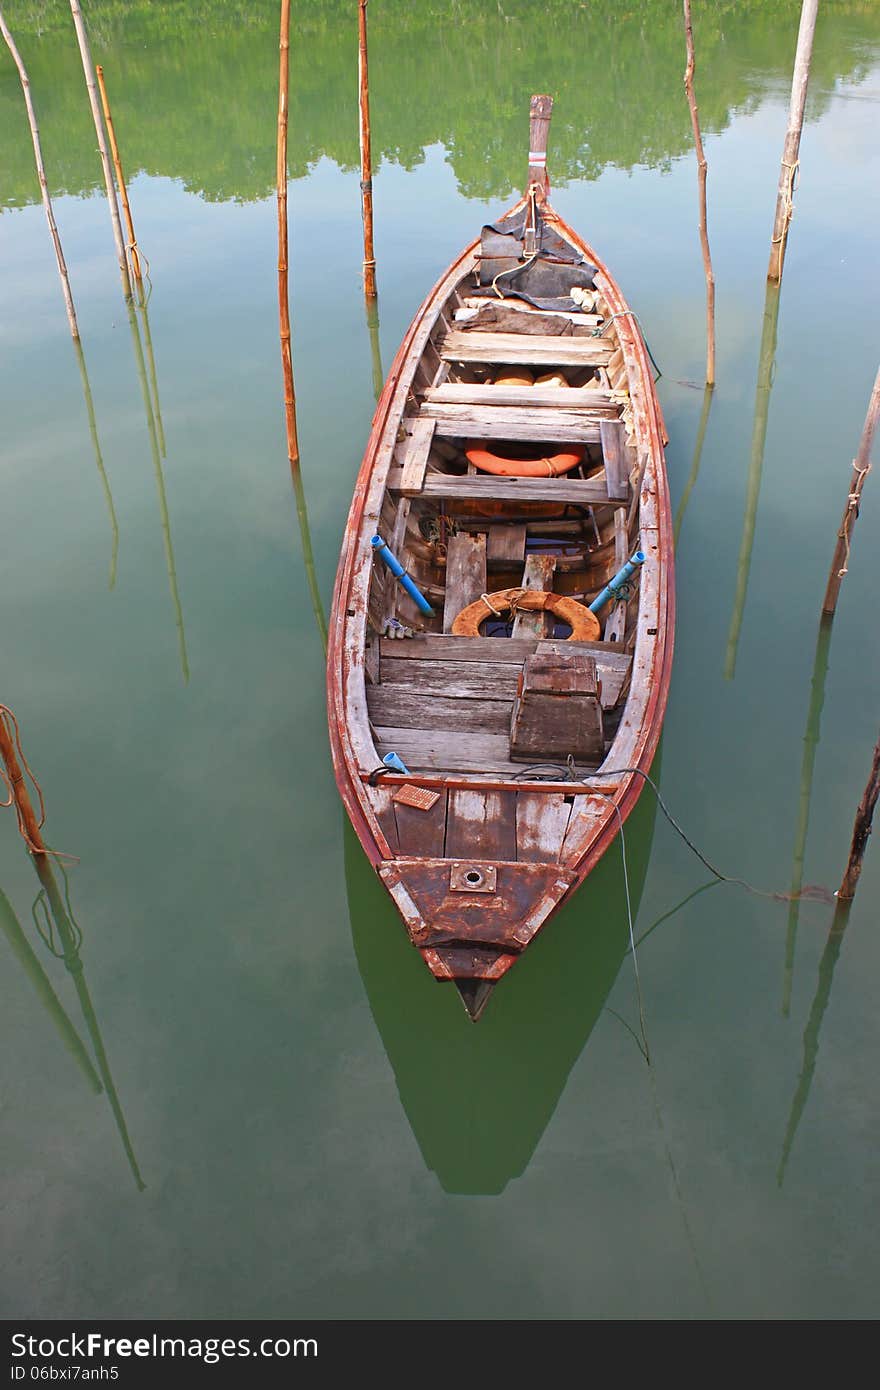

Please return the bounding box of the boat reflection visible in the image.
[0,859,145,1191]
[346,772,659,1194]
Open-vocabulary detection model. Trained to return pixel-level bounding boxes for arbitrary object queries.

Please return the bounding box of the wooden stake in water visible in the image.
[838,732,880,902]
[95,63,142,291]
[822,365,880,616]
[0,8,80,340]
[682,1,715,386]
[67,0,132,301]
[277,0,300,471]
[358,0,377,299]
[767,0,819,283]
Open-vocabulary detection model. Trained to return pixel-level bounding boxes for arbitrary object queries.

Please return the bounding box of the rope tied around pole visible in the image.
[837,461,872,577]
[0,705,78,861]
[770,158,800,244]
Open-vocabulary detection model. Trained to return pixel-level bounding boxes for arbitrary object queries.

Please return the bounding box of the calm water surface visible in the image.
[1,1,879,1319]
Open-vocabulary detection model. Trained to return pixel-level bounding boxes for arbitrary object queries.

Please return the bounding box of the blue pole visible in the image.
[371,535,435,616]
[589,550,646,614]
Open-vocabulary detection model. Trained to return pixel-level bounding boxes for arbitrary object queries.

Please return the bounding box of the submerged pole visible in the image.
[682,1,715,386]
[277,0,300,472]
[838,731,880,902]
[782,613,833,1016]
[365,294,384,402]
[358,0,377,299]
[73,338,119,588]
[126,302,189,683]
[291,465,328,654]
[95,64,142,292]
[767,0,819,283]
[673,384,714,546]
[822,365,880,616]
[67,0,132,301]
[725,280,781,679]
[0,9,80,340]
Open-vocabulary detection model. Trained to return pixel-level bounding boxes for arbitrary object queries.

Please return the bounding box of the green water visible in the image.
[1,0,879,1320]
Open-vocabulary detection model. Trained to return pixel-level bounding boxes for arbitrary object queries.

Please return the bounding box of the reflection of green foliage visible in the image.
[1,1,877,207]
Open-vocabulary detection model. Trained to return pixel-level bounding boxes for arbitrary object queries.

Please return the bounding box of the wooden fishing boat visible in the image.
[328,96,674,1020]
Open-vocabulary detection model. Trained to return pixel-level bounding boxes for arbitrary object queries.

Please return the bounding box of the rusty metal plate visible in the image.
[449,862,497,894]
[392,783,441,811]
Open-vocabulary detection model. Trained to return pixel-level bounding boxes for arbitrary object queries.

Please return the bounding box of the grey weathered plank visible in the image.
[420,402,602,443]
[379,658,521,701]
[400,417,436,493]
[600,418,629,501]
[373,727,599,777]
[424,383,617,411]
[387,469,624,506]
[440,331,614,368]
[604,507,629,644]
[511,554,557,639]
[367,688,512,734]
[445,788,517,861]
[379,634,630,666]
[487,524,527,569]
[516,792,573,864]
[442,532,487,634]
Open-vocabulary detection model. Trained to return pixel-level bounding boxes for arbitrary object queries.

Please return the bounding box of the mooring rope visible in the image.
[0,704,78,861]
[836,462,872,578]
[770,158,800,244]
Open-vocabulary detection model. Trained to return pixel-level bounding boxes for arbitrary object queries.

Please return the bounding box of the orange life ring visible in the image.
[465,441,585,478]
[451,587,600,641]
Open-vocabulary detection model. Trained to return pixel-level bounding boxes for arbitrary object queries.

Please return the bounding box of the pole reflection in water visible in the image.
[72,338,119,589]
[345,778,658,1195]
[0,882,101,1093]
[782,614,833,1016]
[777,900,851,1187]
[126,300,189,683]
[725,281,782,679]
[1,861,145,1191]
[673,384,714,547]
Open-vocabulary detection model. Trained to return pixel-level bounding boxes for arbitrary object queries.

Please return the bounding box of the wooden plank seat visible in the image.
[378,634,631,711]
[423,383,620,412]
[371,727,603,778]
[440,330,614,368]
[417,402,603,444]
[387,467,628,505]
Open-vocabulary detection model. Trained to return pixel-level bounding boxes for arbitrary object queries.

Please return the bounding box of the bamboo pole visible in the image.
[838,731,880,901]
[725,281,781,679]
[358,0,377,299]
[94,64,142,291]
[767,0,819,283]
[67,0,132,301]
[682,1,715,386]
[277,0,300,471]
[0,9,79,340]
[139,292,167,457]
[822,365,880,616]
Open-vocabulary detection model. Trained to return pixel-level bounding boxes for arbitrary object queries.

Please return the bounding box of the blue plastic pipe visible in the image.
[371,535,435,616]
[382,752,411,775]
[589,550,646,614]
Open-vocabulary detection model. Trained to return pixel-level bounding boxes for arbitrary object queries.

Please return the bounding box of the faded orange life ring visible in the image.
[451,587,601,641]
[465,441,585,478]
